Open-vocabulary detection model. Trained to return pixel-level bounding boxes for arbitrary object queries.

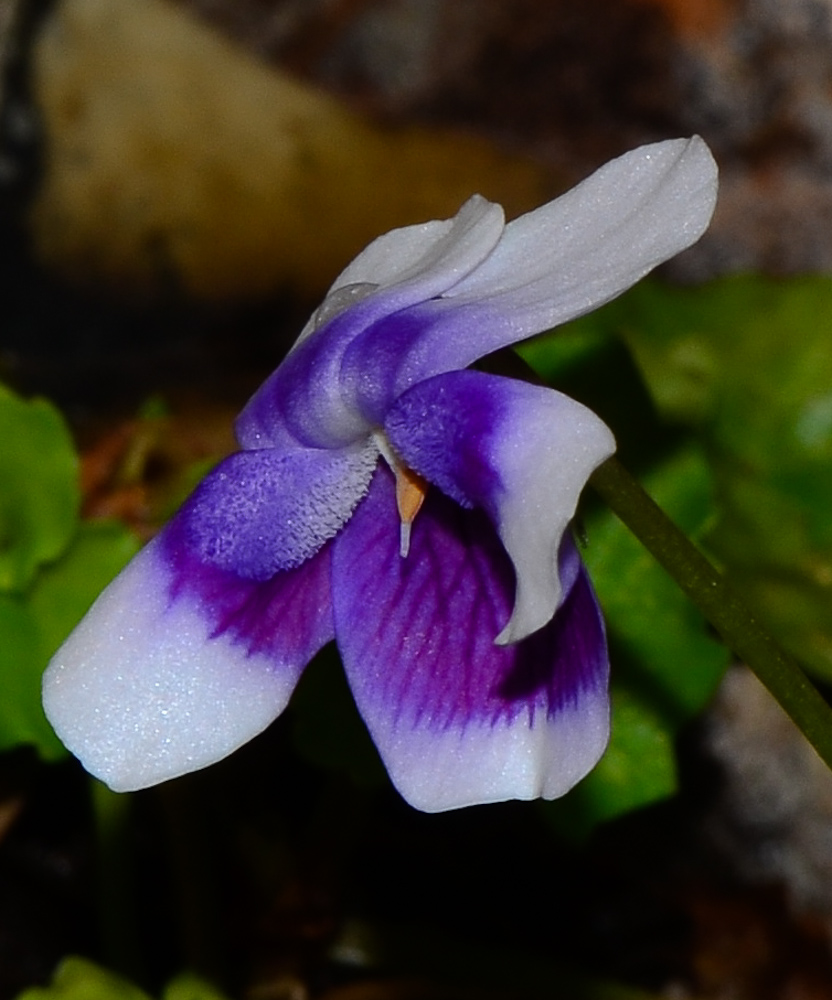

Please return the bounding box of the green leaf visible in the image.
[605,276,832,681]
[0,385,79,593]
[29,520,140,662]
[0,521,139,759]
[14,958,230,1000]
[14,956,152,1000]
[162,973,230,1000]
[587,447,728,714]
[545,445,729,837]
[0,595,55,755]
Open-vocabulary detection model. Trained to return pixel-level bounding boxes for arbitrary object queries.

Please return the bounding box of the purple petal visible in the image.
[384,370,615,643]
[177,443,378,579]
[332,468,609,812]
[42,523,335,792]
[339,137,718,418]
[236,196,504,450]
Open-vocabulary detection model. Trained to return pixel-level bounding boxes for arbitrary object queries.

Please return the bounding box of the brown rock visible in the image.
[29,0,552,302]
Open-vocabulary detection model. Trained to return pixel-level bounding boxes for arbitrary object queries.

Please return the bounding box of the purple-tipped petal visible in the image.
[42,525,335,792]
[340,138,718,417]
[332,468,609,812]
[237,196,505,450]
[384,370,615,643]
[178,442,378,579]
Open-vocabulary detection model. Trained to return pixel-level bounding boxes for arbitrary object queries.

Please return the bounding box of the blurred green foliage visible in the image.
[15,957,228,1000]
[614,277,832,684]
[544,275,832,684]
[516,332,729,832]
[544,447,729,837]
[0,385,79,592]
[522,273,832,830]
[0,387,139,759]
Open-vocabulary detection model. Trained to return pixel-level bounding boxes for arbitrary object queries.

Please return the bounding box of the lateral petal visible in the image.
[42,525,335,792]
[178,442,378,579]
[384,370,615,644]
[332,468,609,812]
[342,137,717,415]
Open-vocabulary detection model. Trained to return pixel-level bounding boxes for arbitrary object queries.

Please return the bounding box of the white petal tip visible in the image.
[383,696,610,813]
[42,540,296,791]
[493,600,556,647]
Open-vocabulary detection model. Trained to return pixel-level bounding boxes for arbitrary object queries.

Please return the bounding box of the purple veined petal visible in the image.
[384,370,615,644]
[237,196,505,450]
[43,525,336,792]
[340,137,718,418]
[177,441,378,580]
[332,467,609,812]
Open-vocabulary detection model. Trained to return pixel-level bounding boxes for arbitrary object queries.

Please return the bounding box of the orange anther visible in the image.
[395,465,428,557]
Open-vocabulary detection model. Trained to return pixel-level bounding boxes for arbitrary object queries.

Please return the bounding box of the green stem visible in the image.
[590,456,832,770]
[91,780,144,980]
[157,780,227,984]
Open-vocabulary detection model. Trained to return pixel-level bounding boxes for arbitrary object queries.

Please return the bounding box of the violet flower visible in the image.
[43,137,717,812]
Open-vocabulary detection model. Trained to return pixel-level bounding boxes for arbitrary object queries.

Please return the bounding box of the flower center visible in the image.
[373,431,429,558]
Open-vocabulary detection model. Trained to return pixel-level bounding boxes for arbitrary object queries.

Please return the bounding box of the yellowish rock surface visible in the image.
[30,0,554,301]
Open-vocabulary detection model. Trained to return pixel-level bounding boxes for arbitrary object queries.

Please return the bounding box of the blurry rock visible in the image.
[29,0,552,302]
[702,665,832,926]
[0,0,18,110]
[178,0,832,279]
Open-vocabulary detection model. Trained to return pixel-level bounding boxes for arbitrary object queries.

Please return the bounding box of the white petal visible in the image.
[341,137,719,396]
[445,136,718,327]
[42,539,302,791]
[292,194,505,346]
[381,686,610,812]
[491,390,616,644]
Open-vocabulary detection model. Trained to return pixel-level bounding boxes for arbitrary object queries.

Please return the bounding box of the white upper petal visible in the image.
[332,137,719,405]
[292,194,505,347]
[444,136,717,327]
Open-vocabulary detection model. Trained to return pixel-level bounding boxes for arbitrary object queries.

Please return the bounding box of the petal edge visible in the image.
[43,534,332,791]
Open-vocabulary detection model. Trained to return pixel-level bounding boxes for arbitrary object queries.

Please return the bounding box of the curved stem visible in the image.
[91,780,143,980]
[590,456,832,770]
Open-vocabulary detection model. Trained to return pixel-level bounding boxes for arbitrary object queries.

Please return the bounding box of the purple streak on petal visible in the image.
[332,468,609,810]
[384,370,614,642]
[173,443,378,580]
[162,516,335,665]
[237,197,504,451]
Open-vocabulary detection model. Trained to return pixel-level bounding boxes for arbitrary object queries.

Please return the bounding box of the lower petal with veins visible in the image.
[332,468,609,812]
